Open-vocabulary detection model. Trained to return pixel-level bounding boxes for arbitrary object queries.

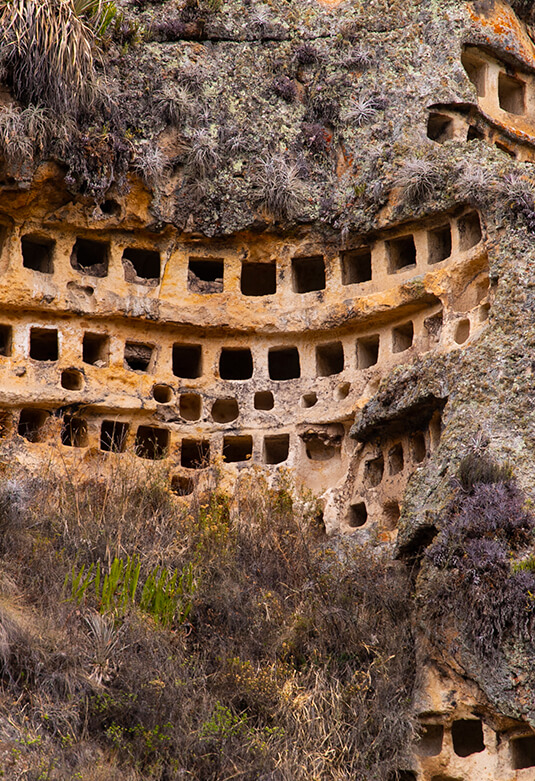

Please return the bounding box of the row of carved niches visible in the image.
[428,45,535,160]
[0,209,484,328]
[342,410,442,539]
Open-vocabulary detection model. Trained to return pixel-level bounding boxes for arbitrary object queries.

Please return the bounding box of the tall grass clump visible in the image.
[0,461,416,779]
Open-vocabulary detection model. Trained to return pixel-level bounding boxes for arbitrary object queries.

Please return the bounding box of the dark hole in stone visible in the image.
[428,224,451,264]
[83,333,109,366]
[364,454,384,487]
[268,346,300,380]
[336,382,351,400]
[454,318,470,345]
[173,343,202,379]
[241,262,276,296]
[305,437,339,461]
[357,335,379,368]
[61,416,88,447]
[427,113,454,143]
[61,369,83,391]
[451,719,485,757]
[153,384,173,403]
[341,247,372,285]
[301,392,317,408]
[389,443,404,475]
[511,735,535,769]
[254,391,274,410]
[100,420,129,453]
[219,348,253,380]
[180,393,202,421]
[188,258,224,293]
[122,247,160,282]
[292,255,326,293]
[21,235,54,273]
[387,235,416,273]
[316,341,344,377]
[498,72,525,115]
[30,328,58,361]
[467,125,484,141]
[410,432,427,463]
[424,311,443,343]
[461,51,486,96]
[212,398,239,423]
[348,502,367,527]
[181,438,210,469]
[135,426,169,460]
[0,325,12,357]
[101,199,120,215]
[392,322,414,353]
[383,500,401,530]
[417,724,444,757]
[18,408,49,443]
[264,434,289,464]
[71,238,109,277]
[395,773,417,781]
[458,211,481,250]
[223,435,252,463]
[124,342,153,372]
[171,474,195,496]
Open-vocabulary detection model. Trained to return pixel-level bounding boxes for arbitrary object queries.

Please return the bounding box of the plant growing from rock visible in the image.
[256,154,310,221]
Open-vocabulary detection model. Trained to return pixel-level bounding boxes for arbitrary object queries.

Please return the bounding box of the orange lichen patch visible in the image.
[468,0,535,65]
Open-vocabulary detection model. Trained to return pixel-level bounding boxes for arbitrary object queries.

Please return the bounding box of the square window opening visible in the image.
[173,343,202,379]
[124,341,154,372]
[451,719,485,758]
[341,248,372,285]
[122,247,160,282]
[301,392,318,408]
[458,211,482,250]
[171,474,195,496]
[427,113,454,143]
[428,225,452,264]
[61,369,83,390]
[181,438,210,469]
[383,500,401,530]
[188,258,224,294]
[416,725,444,757]
[498,72,526,115]
[461,52,487,97]
[241,262,276,296]
[387,235,416,273]
[389,443,404,475]
[135,425,169,460]
[254,391,274,410]
[18,408,49,443]
[364,454,384,487]
[180,393,202,421]
[71,238,109,277]
[305,436,340,461]
[316,341,344,377]
[100,420,129,453]
[511,735,535,770]
[348,502,367,528]
[83,333,109,366]
[467,125,485,141]
[30,328,58,361]
[292,255,326,293]
[61,416,88,448]
[212,398,239,423]
[357,335,379,369]
[223,435,253,463]
[21,235,54,274]
[219,348,253,380]
[264,434,289,464]
[410,432,427,463]
[268,346,300,380]
[153,384,173,404]
[392,322,414,353]
[0,325,12,357]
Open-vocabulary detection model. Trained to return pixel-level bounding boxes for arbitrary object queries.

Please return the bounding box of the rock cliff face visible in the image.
[3,0,535,777]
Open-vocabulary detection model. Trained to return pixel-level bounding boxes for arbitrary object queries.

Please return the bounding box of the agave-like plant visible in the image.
[0,0,118,115]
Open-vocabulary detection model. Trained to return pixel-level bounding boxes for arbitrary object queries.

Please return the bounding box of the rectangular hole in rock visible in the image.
[428,224,452,264]
[0,325,12,357]
[364,454,384,487]
[223,435,253,463]
[305,437,340,461]
[417,724,444,757]
[467,125,485,141]
[61,416,88,448]
[495,141,516,158]
[389,443,404,475]
[451,719,485,757]
[341,248,372,285]
[171,474,195,496]
[511,735,535,769]
[83,333,109,366]
[0,410,11,438]
[387,235,416,273]
[427,113,454,143]
[264,434,289,464]
[291,255,326,293]
[410,432,427,463]
[61,369,83,390]
[100,420,129,453]
[348,501,367,527]
[181,438,210,469]
[135,425,169,460]
[219,348,253,380]
[71,238,109,277]
[357,335,379,368]
[498,72,526,115]
[172,343,202,379]
[254,391,274,410]
[316,341,344,377]
[461,51,487,97]
[21,235,54,273]
[180,393,202,421]
[30,327,58,361]
[392,322,414,353]
[268,346,300,380]
[122,247,160,282]
[424,311,443,344]
[458,211,482,250]
[383,500,401,530]
[124,341,154,372]
[211,398,239,423]
[188,258,224,294]
[241,262,276,296]
[18,408,49,443]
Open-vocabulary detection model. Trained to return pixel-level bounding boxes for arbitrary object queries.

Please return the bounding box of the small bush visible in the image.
[256,154,310,221]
